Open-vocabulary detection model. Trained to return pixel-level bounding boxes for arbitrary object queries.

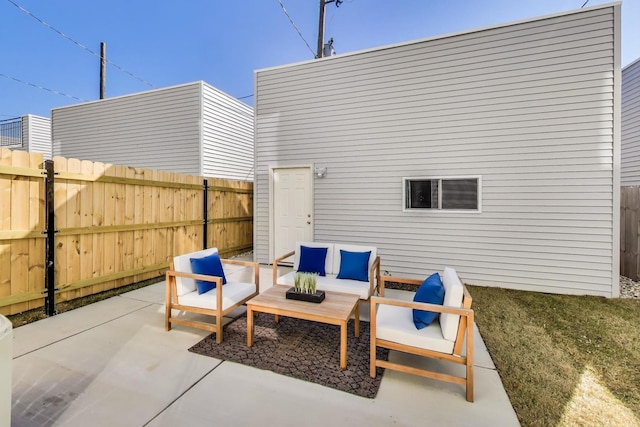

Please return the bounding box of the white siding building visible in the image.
[52,81,254,181]
[0,115,51,159]
[621,57,640,186]
[254,4,621,297]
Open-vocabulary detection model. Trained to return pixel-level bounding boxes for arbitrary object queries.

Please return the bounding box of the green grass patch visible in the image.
[7,277,163,329]
[469,286,640,427]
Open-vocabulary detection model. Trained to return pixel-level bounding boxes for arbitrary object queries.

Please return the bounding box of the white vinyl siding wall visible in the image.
[621,58,640,186]
[22,115,51,159]
[255,5,619,297]
[201,83,254,181]
[52,83,202,175]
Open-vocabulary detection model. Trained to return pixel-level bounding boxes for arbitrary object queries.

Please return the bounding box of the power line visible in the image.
[581,0,589,7]
[5,0,154,88]
[276,0,316,58]
[237,94,254,100]
[0,73,89,101]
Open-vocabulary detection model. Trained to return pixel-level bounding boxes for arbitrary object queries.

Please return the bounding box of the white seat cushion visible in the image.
[278,271,371,300]
[173,247,220,296]
[440,267,465,341]
[376,302,454,354]
[178,282,256,310]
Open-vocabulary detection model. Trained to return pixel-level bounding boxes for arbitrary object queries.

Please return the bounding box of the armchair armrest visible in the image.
[379,275,423,297]
[369,256,381,297]
[272,250,295,285]
[166,270,224,285]
[221,258,260,289]
[370,295,473,317]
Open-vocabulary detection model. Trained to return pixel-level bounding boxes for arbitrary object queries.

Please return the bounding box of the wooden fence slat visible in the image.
[121,166,135,288]
[0,149,12,300]
[91,161,106,295]
[103,164,117,291]
[80,160,94,297]
[27,153,44,310]
[133,167,145,283]
[10,151,31,313]
[66,158,82,300]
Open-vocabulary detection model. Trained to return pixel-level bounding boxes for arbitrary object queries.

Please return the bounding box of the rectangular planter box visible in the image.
[285,288,326,303]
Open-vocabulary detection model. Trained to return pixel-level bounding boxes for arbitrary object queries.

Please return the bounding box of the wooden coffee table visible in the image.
[246,285,360,370]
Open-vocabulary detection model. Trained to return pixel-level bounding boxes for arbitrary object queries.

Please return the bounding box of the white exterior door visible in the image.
[273,167,313,259]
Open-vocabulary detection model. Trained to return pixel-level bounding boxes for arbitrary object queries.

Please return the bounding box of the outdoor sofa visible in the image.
[272,242,381,300]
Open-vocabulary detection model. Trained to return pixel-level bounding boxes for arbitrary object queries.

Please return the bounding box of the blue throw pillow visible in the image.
[190,252,227,294]
[413,273,445,329]
[298,246,328,276]
[336,250,371,282]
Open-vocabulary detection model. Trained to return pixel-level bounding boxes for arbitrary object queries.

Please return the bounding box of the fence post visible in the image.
[203,179,208,250]
[43,160,57,316]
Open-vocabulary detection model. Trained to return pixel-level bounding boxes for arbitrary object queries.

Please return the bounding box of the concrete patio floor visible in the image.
[10,262,520,426]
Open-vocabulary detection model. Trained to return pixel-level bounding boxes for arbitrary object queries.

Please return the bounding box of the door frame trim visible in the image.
[268,164,314,263]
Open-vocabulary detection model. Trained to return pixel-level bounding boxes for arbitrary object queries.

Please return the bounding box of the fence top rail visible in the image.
[0,164,253,193]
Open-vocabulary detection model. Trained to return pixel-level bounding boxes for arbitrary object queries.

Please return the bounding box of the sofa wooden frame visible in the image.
[165,257,259,343]
[370,276,475,402]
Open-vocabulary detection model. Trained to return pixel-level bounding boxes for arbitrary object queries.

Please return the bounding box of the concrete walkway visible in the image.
[10,263,520,426]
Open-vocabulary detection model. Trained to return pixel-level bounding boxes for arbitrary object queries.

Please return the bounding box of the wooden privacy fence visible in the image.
[0,148,253,316]
[621,186,640,281]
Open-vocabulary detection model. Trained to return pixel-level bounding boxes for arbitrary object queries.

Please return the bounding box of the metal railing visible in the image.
[0,117,23,147]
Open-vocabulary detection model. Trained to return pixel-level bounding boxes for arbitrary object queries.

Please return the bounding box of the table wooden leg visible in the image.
[247,307,254,347]
[274,314,280,323]
[354,302,360,338]
[340,321,347,370]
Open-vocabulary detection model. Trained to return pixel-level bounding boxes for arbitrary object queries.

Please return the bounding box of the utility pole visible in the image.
[100,42,106,99]
[317,0,342,58]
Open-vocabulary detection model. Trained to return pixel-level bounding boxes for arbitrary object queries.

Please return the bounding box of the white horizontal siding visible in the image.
[621,57,640,185]
[201,83,254,181]
[52,82,202,174]
[255,5,619,296]
[22,115,52,159]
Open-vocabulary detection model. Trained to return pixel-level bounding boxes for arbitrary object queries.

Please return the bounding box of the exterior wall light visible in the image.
[314,167,327,178]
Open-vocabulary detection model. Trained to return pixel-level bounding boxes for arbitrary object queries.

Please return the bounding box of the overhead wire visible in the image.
[276,0,316,58]
[5,0,154,88]
[0,72,89,101]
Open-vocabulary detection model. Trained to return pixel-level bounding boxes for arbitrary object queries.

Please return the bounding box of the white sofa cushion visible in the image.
[173,247,220,296]
[293,242,334,275]
[332,243,377,277]
[279,271,371,300]
[376,297,454,354]
[178,282,257,310]
[440,267,465,341]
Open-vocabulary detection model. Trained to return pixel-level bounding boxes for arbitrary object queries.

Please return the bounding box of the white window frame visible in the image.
[402,176,482,213]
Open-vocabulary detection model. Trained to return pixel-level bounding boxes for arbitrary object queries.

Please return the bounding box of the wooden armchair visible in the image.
[165,248,259,343]
[370,267,474,401]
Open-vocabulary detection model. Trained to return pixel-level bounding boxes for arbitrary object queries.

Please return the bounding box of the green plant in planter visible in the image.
[294,272,318,294]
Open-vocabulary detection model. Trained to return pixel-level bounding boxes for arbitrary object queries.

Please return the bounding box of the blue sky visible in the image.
[1,0,638,119]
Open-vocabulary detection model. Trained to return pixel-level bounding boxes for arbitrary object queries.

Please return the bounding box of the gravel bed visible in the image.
[620,276,640,299]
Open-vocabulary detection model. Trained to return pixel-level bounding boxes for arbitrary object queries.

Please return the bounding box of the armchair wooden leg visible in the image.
[466,362,474,402]
[370,349,377,378]
[370,300,378,378]
[165,308,171,331]
[216,315,223,344]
